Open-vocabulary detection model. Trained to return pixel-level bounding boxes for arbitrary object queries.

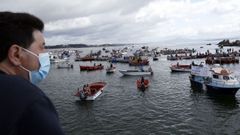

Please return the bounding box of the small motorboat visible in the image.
[170,63,191,72]
[119,69,153,76]
[153,57,159,61]
[56,62,73,69]
[79,56,95,61]
[129,59,149,66]
[136,79,149,90]
[80,64,104,71]
[74,82,107,100]
[106,66,116,73]
[50,58,69,64]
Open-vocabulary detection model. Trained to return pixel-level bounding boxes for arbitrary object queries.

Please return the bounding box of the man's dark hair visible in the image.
[0,11,44,62]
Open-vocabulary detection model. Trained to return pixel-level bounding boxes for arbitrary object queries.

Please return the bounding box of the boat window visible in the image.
[223,76,229,80]
[213,74,219,79]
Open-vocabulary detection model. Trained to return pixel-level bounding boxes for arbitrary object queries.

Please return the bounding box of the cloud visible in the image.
[45,17,92,31]
[1,0,240,45]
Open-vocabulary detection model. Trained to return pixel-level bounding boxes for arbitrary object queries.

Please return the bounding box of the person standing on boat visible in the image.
[0,12,64,135]
[141,76,145,84]
[83,84,91,95]
[140,64,144,72]
[82,85,86,92]
[148,66,152,72]
[191,61,195,66]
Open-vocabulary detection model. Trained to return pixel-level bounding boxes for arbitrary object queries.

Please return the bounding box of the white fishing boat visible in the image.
[56,62,73,69]
[106,66,116,73]
[119,69,153,76]
[49,53,69,64]
[205,67,240,95]
[74,82,107,100]
[50,58,69,64]
[189,64,240,95]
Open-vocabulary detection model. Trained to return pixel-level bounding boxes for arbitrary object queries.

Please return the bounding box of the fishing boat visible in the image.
[79,55,95,61]
[205,67,240,95]
[106,66,116,73]
[80,64,104,71]
[170,63,191,72]
[56,62,73,69]
[189,65,209,89]
[74,82,107,100]
[119,69,153,76]
[110,57,129,63]
[129,59,149,66]
[136,79,149,90]
[153,57,159,61]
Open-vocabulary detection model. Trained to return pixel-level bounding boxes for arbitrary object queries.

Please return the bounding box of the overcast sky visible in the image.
[1,0,240,45]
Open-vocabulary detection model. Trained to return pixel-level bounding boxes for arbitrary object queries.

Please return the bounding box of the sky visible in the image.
[1,0,240,45]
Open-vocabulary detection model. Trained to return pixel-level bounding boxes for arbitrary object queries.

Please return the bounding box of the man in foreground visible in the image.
[0,11,64,135]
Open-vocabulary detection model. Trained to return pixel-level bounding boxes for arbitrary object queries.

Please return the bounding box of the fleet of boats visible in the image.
[48,45,240,101]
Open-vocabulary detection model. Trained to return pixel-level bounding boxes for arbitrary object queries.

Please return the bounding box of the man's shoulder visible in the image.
[0,74,63,135]
[1,73,40,89]
[0,74,45,104]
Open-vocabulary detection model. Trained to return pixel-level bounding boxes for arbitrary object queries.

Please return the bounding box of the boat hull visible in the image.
[206,85,240,95]
[50,59,69,64]
[80,65,104,71]
[119,70,153,76]
[171,68,191,72]
[190,79,204,89]
[189,75,205,89]
[106,67,116,73]
[153,57,158,61]
[57,66,73,69]
[170,65,191,72]
[84,89,103,100]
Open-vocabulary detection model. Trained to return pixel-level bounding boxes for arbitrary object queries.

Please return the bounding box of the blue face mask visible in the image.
[20,48,50,85]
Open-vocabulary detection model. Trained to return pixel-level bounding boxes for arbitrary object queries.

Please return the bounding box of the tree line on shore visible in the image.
[45,43,129,49]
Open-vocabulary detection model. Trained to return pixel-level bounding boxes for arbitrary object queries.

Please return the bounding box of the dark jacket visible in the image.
[0,70,64,135]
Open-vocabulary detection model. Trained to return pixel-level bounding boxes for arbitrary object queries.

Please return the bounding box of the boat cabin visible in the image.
[209,67,238,84]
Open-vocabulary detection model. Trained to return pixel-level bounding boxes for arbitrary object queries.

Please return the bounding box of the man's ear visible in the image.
[7,45,23,66]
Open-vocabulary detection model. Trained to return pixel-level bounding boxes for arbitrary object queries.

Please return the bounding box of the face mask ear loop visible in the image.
[21,47,39,58]
[21,47,41,69]
[19,65,32,81]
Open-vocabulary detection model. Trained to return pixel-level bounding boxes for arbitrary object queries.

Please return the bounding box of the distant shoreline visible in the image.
[217,39,240,47]
[45,39,240,49]
[45,43,135,49]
